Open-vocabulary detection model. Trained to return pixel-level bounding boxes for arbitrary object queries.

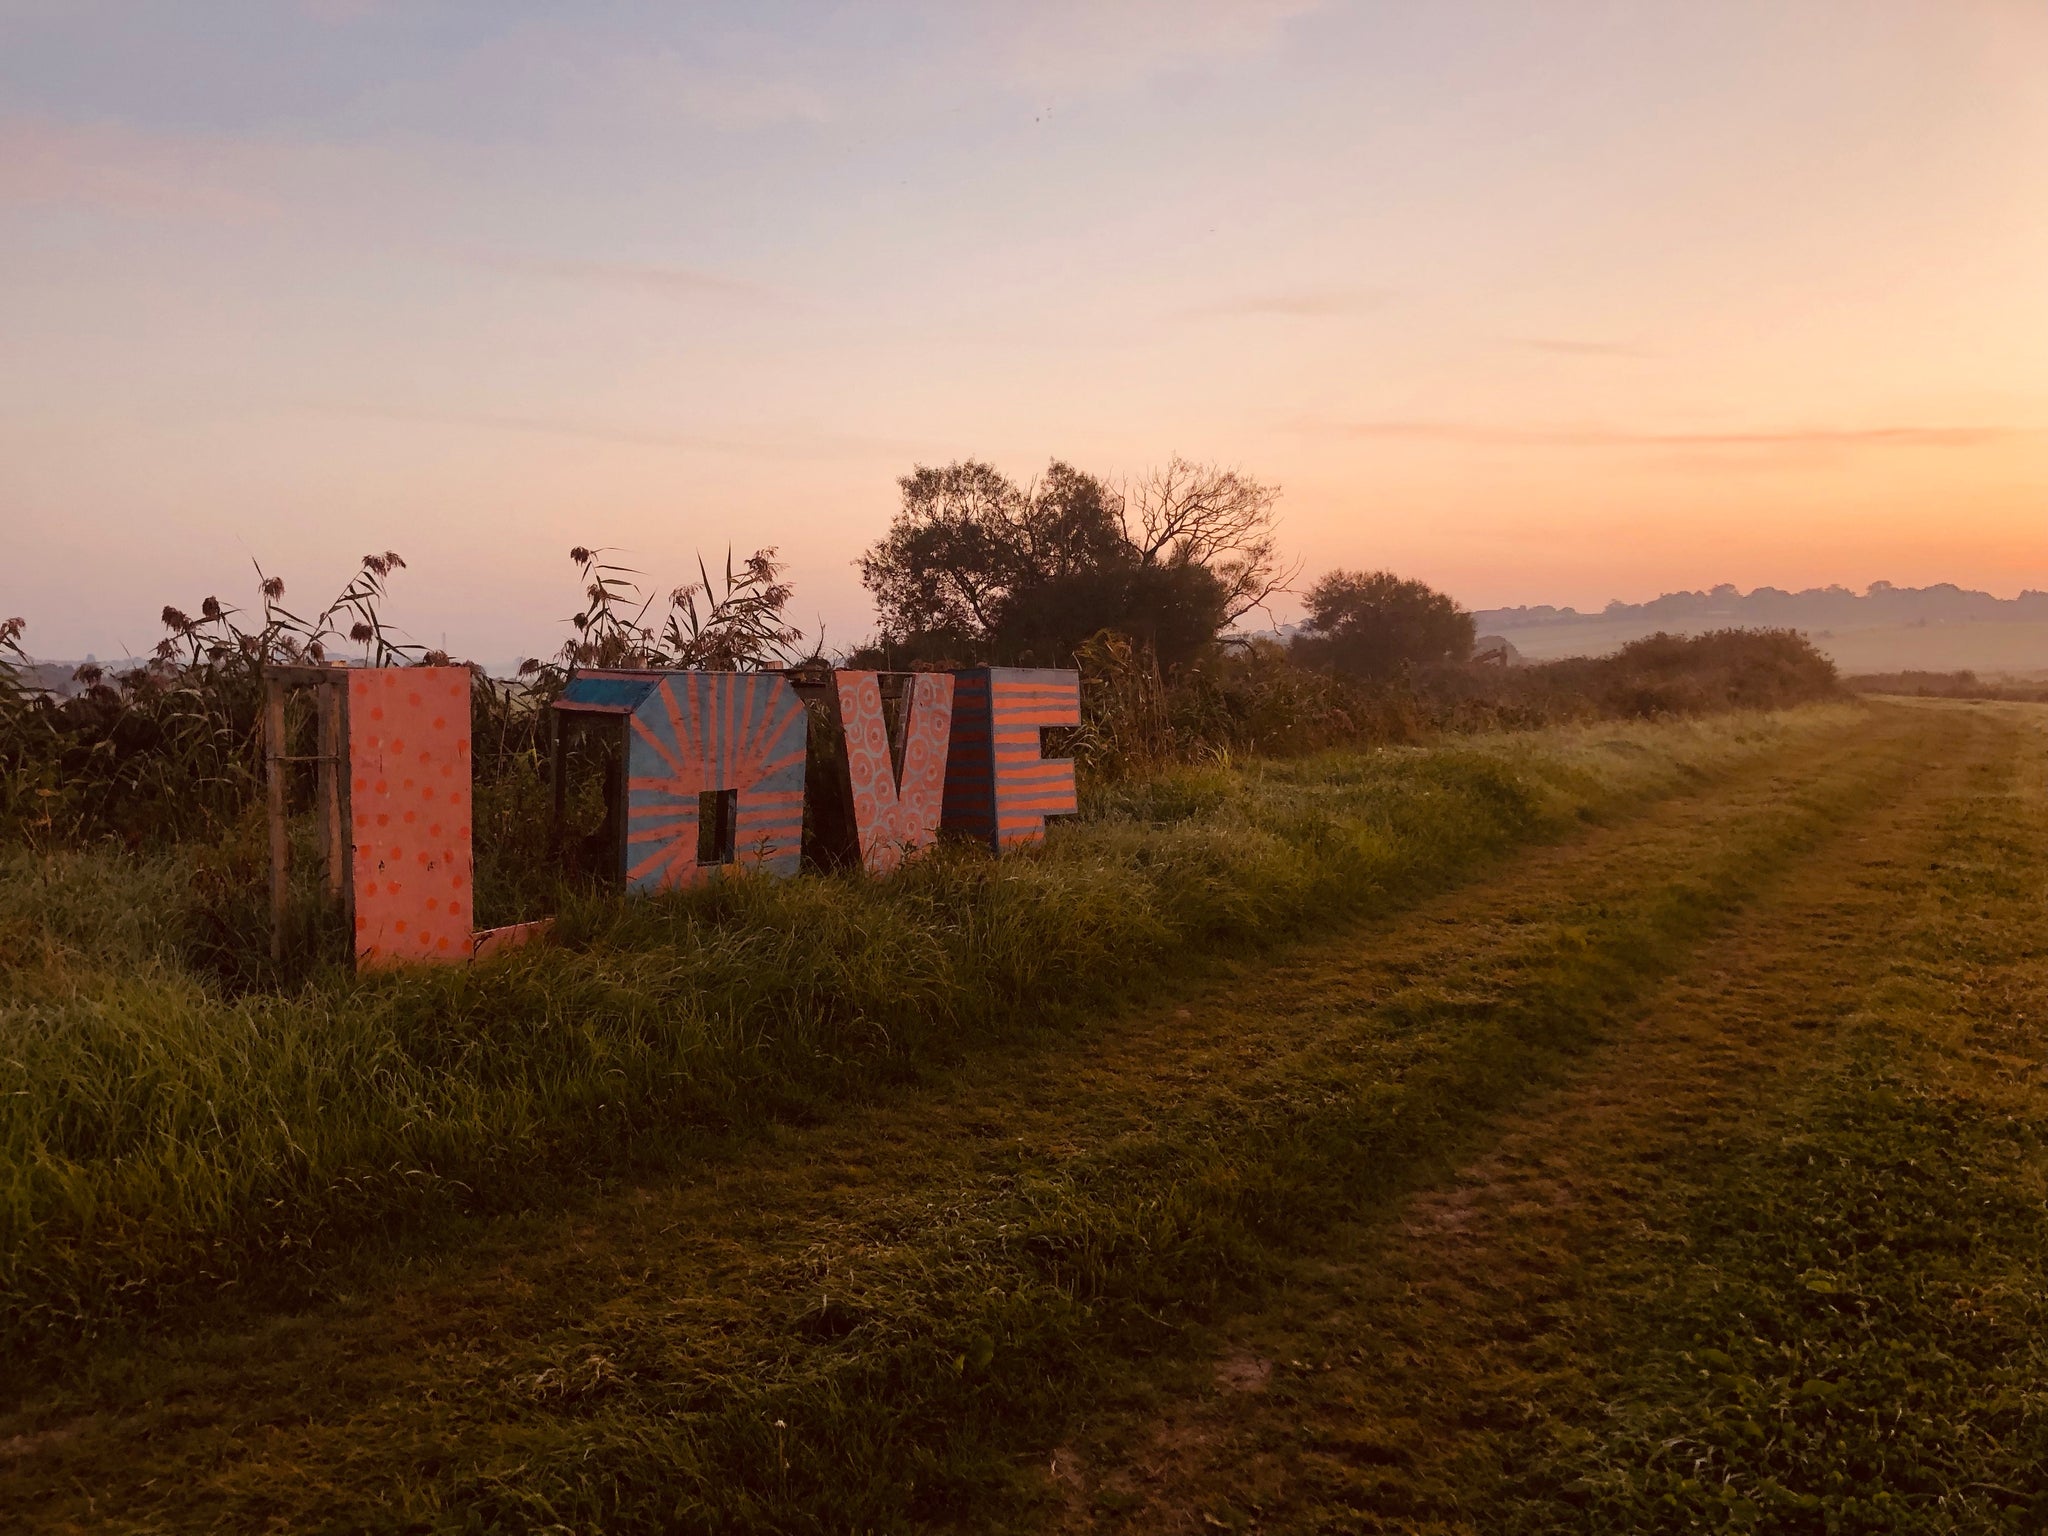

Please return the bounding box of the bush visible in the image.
[1844,669,2048,702]
[1291,569,1476,678]
[1549,628,1842,716]
[1070,628,1842,779]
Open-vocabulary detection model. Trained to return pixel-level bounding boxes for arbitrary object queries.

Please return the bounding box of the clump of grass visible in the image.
[1563,1046,2048,1532]
[0,710,1845,1360]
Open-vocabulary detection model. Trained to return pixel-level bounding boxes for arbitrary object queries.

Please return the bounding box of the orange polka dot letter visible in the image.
[347,666,473,969]
[624,671,808,891]
[941,667,1080,852]
[834,669,955,874]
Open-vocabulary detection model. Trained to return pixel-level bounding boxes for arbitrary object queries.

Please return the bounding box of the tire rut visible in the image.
[1029,708,2020,1533]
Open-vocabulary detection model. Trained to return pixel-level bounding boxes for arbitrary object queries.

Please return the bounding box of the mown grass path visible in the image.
[1032,700,2048,1534]
[4,702,2037,1533]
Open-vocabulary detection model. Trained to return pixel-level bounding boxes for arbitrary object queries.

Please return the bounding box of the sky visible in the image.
[3,0,2045,664]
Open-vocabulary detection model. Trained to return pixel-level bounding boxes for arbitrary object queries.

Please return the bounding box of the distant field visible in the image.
[1495,617,2048,678]
[8,700,2048,1532]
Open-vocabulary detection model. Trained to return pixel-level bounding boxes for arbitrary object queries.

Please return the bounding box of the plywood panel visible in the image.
[836,669,954,873]
[347,666,474,968]
[942,667,1079,852]
[623,671,808,892]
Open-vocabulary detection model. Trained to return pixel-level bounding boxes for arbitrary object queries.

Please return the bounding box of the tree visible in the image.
[1124,458,1291,625]
[989,560,1231,670]
[858,457,1280,669]
[855,461,1027,655]
[1292,570,1475,678]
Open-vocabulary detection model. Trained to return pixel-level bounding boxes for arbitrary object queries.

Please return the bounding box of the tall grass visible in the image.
[0,557,440,848]
[0,709,1852,1359]
[0,545,820,856]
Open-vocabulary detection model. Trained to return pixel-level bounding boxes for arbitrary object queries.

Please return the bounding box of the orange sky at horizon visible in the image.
[2,1,2044,662]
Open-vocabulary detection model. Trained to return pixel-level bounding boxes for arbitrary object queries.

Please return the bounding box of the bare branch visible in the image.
[1123,458,1294,624]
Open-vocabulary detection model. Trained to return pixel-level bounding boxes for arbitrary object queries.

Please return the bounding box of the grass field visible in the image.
[3,699,2044,1532]
[0,709,1811,1358]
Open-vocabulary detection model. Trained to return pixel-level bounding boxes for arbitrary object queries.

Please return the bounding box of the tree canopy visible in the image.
[858,458,1284,668]
[1291,569,1475,678]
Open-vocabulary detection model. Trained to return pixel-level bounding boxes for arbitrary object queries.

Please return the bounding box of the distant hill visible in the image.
[1475,583,2048,678]
[7,658,151,698]
[1474,582,2048,632]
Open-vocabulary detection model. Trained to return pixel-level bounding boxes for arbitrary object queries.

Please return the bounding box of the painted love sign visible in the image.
[621,670,809,891]
[940,667,1081,852]
[554,665,1079,886]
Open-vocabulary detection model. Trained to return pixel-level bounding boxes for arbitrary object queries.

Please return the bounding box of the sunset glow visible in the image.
[4,1,2045,662]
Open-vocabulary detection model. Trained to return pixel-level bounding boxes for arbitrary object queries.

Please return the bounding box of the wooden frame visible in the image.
[548,702,632,882]
[261,662,354,965]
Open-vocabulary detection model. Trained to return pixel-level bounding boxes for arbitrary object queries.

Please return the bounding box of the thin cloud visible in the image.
[299,0,386,20]
[1183,286,1390,319]
[1510,337,1651,358]
[663,69,831,130]
[1299,420,2025,450]
[451,26,835,133]
[311,404,912,461]
[0,114,276,220]
[473,255,786,306]
[991,0,1327,95]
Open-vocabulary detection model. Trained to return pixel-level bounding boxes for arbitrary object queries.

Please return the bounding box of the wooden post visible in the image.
[606,730,627,880]
[316,681,343,899]
[336,678,353,948]
[550,714,568,863]
[264,675,289,964]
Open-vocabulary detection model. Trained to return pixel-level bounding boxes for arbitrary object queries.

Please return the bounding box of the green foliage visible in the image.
[1293,567,1478,677]
[997,559,1230,671]
[0,546,807,855]
[1541,627,1843,716]
[0,555,420,849]
[857,458,1271,668]
[0,712,1805,1360]
[559,545,805,671]
[1071,627,1844,781]
[1846,668,2048,702]
[1071,633,1424,776]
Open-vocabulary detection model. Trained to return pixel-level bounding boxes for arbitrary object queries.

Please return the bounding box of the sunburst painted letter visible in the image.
[624,672,808,891]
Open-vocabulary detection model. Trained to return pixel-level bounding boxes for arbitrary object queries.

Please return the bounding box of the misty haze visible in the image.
[4,4,2046,1532]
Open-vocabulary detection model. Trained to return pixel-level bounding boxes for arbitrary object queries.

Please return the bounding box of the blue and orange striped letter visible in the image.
[941,667,1080,852]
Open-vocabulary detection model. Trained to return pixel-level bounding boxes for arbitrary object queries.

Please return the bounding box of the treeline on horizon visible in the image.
[1481,579,2048,631]
[1845,669,2048,704]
